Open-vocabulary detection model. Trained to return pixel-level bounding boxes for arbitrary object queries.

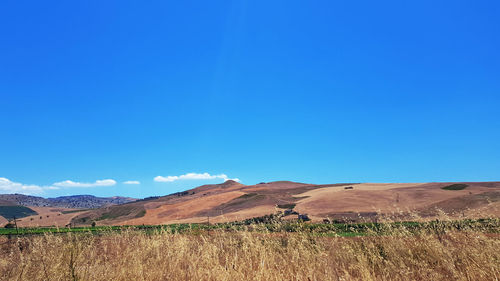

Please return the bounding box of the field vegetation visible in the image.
[276,203,296,209]
[0,214,499,281]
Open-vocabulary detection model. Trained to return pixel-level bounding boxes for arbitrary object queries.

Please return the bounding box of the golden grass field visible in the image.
[1,216,499,281]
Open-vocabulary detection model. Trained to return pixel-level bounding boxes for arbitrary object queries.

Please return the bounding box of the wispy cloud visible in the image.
[0,177,58,195]
[53,179,117,188]
[123,180,140,185]
[154,172,240,183]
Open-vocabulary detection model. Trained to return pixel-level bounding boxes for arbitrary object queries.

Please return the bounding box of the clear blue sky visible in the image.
[1,1,499,198]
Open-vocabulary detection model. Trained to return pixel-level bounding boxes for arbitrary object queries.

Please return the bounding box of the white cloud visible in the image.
[154,172,240,183]
[123,180,140,185]
[0,177,57,195]
[53,179,117,188]
[0,177,119,195]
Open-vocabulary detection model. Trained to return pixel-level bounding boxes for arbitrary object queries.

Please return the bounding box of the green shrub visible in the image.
[237,193,258,199]
[277,203,296,209]
[442,184,468,190]
[4,223,16,229]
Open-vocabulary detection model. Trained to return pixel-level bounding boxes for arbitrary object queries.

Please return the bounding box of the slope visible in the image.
[71,181,500,226]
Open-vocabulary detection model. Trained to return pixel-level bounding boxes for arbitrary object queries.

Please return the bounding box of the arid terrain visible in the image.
[64,180,500,226]
[2,180,499,227]
[13,207,86,227]
[1,182,499,281]
[0,195,135,227]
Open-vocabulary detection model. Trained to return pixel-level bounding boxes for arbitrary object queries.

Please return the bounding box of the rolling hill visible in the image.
[0,194,137,226]
[0,205,37,220]
[70,180,500,226]
[0,194,136,209]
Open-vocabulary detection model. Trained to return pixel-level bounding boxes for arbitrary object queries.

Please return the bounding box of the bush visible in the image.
[277,204,296,209]
[4,223,15,229]
[442,184,468,190]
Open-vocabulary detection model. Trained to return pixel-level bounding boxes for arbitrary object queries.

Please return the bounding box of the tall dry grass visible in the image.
[0,220,499,281]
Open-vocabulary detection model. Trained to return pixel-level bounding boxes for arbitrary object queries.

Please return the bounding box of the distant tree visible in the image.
[91,221,96,228]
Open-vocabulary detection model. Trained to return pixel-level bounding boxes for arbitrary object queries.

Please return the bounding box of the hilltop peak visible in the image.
[220,180,243,188]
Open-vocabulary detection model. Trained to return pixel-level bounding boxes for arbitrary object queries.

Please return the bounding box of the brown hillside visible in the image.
[71,181,500,226]
[0,216,7,226]
[15,207,87,227]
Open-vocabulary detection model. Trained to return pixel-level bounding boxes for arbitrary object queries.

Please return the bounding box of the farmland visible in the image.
[0,218,498,237]
[1,181,499,280]
[0,216,499,281]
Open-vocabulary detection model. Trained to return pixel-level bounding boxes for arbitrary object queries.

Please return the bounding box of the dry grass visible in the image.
[0,218,499,281]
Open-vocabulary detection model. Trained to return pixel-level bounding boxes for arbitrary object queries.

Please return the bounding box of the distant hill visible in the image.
[48,195,137,208]
[0,194,137,209]
[71,180,500,226]
[0,205,37,220]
